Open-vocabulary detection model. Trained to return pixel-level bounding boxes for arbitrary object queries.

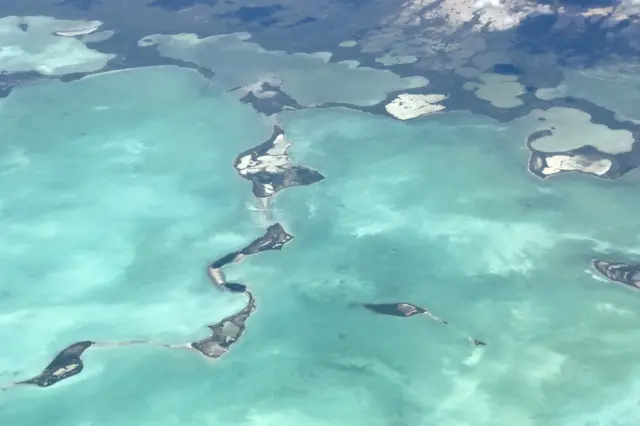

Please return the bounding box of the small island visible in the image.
[592,260,640,290]
[362,302,486,346]
[233,126,325,200]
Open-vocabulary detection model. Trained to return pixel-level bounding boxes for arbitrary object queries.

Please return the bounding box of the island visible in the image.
[233,126,325,202]
[592,259,640,290]
[362,302,486,346]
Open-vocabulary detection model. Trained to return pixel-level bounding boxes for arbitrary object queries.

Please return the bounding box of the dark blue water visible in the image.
[147,0,215,12]
[515,12,632,66]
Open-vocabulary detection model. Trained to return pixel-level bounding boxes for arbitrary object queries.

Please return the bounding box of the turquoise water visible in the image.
[2,65,640,425]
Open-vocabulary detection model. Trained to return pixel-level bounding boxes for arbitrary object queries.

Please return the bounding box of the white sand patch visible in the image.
[257,91,277,99]
[236,134,292,175]
[522,107,635,154]
[266,134,291,155]
[138,32,428,107]
[386,0,625,35]
[541,155,613,177]
[390,0,552,33]
[337,60,360,69]
[522,347,566,383]
[462,346,485,367]
[236,152,287,174]
[595,302,635,318]
[349,204,408,238]
[618,1,640,18]
[54,20,102,37]
[339,192,410,238]
[0,16,114,75]
[374,54,418,66]
[385,93,447,120]
[234,75,284,99]
[421,213,640,277]
[338,40,358,48]
[243,407,360,426]
[580,6,613,17]
[76,66,168,81]
[310,51,332,62]
[534,85,566,100]
[434,372,536,426]
[465,73,525,108]
[419,215,557,276]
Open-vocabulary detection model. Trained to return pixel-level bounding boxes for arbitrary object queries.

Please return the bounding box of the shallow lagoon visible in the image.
[2,65,640,426]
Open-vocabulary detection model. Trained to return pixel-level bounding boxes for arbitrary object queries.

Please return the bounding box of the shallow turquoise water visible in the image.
[2,65,640,425]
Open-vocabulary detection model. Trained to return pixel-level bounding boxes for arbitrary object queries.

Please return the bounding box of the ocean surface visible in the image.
[2,65,640,426]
